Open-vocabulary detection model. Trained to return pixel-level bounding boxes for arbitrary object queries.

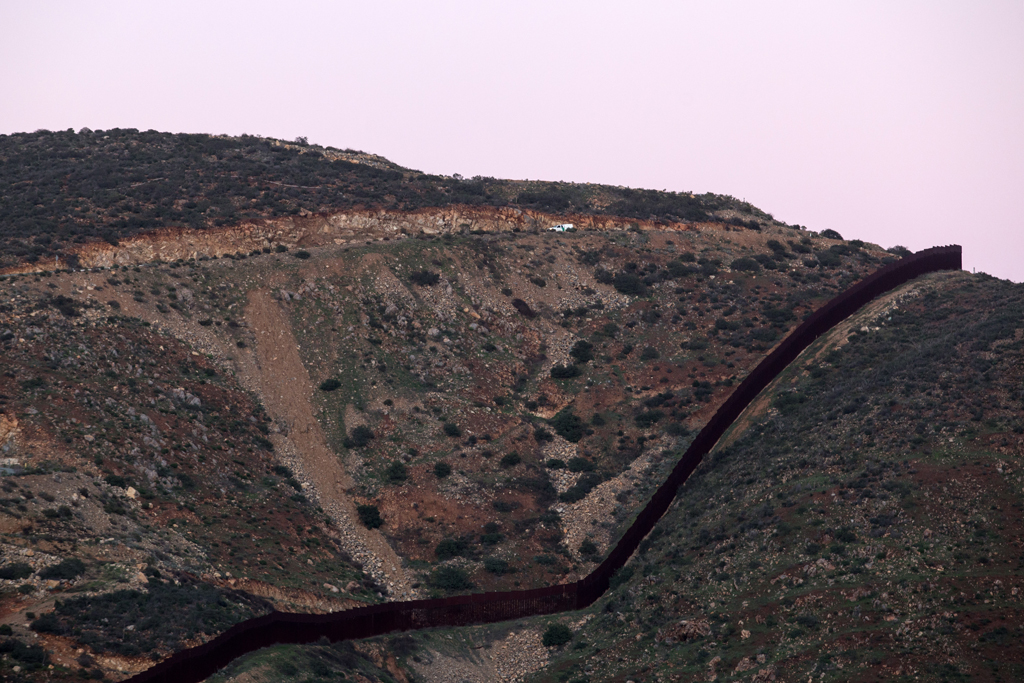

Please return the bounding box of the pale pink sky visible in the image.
[2,2,1022,281]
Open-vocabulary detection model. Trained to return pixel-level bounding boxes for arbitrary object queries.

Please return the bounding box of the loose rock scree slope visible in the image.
[123,246,962,683]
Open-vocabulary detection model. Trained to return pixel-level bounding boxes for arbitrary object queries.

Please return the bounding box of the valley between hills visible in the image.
[0,131,1021,683]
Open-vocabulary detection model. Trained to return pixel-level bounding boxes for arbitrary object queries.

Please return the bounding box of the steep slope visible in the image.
[523,269,1024,682]
[218,265,1023,683]
[0,214,895,681]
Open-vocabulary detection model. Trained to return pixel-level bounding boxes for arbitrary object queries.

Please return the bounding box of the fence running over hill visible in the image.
[127,245,962,683]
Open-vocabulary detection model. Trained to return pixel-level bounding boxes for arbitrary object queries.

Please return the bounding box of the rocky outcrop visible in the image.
[6,205,705,272]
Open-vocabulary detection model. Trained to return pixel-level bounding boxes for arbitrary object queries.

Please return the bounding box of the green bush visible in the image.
[542,623,573,647]
[0,563,33,580]
[385,462,408,484]
[344,425,374,448]
[567,457,595,472]
[105,474,128,488]
[579,539,598,557]
[546,458,566,469]
[39,558,86,580]
[612,272,648,296]
[500,452,521,468]
[608,565,634,589]
[640,346,659,360]
[550,364,581,379]
[666,260,699,278]
[357,504,383,529]
[559,472,603,503]
[549,408,585,442]
[435,538,468,560]
[319,378,341,392]
[635,409,665,428]
[431,566,472,591]
[409,270,440,286]
[569,340,594,364]
[820,228,843,240]
[483,557,511,575]
[294,250,311,259]
[835,527,858,543]
[731,257,761,272]
[443,422,462,437]
[433,462,452,478]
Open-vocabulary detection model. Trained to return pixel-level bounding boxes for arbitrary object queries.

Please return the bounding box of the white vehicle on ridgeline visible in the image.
[548,223,575,232]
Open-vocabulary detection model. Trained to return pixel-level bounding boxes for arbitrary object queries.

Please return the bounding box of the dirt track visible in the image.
[243,287,416,598]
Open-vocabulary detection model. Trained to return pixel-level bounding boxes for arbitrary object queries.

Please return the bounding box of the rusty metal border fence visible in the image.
[126,245,961,683]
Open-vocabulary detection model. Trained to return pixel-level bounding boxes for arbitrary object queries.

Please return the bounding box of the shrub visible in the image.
[546,458,566,469]
[569,340,594,364]
[533,427,553,442]
[511,299,536,318]
[0,563,33,580]
[820,228,843,240]
[579,539,598,557]
[559,472,603,503]
[29,613,61,634]
[357,504,383,529]
[409,270,440,286]
[835,527,858,543]
[442,422,462,437]
[319,378,341,392]
[635,409,665,428]
[483,557,511,575]
[542,623,573,647]
[666,423,691,436]
[549,409,585,443]
[612,272,648,296]
[433,462,452,478]
[435,538,468,560]
[608,565,634,589]
[431,566,472,591]
[294,250,311,259]
[639,346,659,360]
[39,558,86,580]
[385,462,408,484]
[567,457,595,472]
[344,425,374,448]
[731,257,761,272]
[529,276,547,287]
[500,452,521,468]
[816,250,841,268]
[550,364,581,379]
[666,260,698,278]
[105,474,127,488]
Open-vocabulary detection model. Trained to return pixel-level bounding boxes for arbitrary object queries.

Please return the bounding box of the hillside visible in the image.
[0,130,986,683]
[0,129,780,272]
[236,267,1017,683]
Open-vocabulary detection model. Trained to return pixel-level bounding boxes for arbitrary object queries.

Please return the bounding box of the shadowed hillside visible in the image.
[0,131,994,683]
